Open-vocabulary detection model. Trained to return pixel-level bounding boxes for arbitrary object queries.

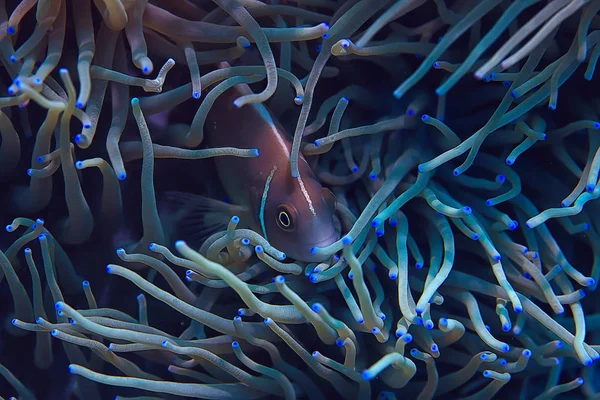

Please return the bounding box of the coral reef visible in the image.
[1,0,600,399]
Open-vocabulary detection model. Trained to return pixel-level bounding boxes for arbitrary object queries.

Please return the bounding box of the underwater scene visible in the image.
[0,0,600,399]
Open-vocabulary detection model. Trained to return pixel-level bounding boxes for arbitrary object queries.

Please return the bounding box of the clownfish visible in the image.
[166,81,339,262]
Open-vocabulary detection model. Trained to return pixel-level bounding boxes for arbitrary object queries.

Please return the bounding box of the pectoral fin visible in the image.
[160,191,250,249]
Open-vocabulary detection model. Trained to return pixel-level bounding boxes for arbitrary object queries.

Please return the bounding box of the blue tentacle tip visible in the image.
[586,278,596,286]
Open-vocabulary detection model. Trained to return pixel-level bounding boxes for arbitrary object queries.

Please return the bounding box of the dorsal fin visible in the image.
[217,61,255,97]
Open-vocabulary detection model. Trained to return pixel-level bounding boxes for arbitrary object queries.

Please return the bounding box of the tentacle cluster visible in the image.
[1,0,600,399]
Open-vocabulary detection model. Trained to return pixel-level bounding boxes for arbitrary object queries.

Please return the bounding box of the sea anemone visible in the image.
[1,0,600,399]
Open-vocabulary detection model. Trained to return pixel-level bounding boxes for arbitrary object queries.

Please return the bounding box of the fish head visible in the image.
[264,174,339,262]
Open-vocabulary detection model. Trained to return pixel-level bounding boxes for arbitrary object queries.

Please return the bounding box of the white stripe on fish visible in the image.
[298,174,316,217]
[256,103,290,157]
[259,164,278,239]
[257,103,317,217]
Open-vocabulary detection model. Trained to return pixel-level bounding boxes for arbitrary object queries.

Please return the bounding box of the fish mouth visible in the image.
[296,231,339,262]
[301,230,338,249]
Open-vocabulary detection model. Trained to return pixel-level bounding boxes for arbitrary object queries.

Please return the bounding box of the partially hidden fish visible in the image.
[167,81,339,262]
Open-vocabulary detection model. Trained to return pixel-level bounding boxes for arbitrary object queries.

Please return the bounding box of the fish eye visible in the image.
[276,204,296,231]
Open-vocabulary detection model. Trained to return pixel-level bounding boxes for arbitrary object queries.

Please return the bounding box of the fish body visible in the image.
[203,84,338,262]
